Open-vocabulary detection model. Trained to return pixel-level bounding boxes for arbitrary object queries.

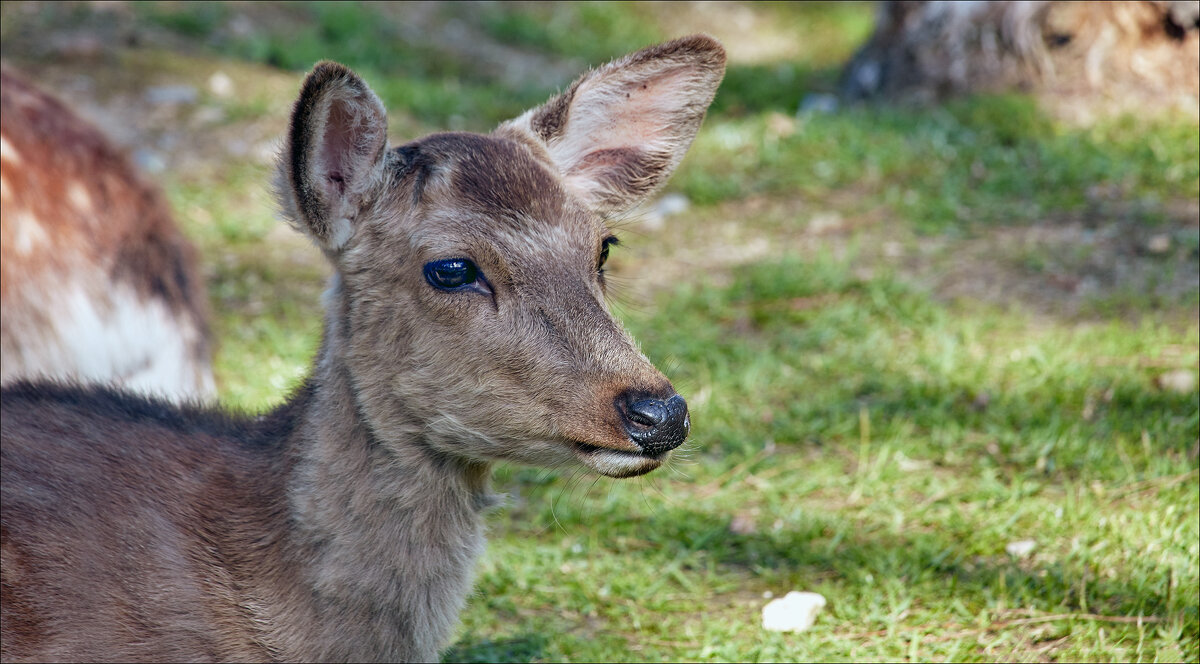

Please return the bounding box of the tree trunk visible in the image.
[841,1,1200,121]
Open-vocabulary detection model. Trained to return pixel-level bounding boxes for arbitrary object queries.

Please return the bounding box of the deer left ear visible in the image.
[278,61,389,252]
[500,35,726,218]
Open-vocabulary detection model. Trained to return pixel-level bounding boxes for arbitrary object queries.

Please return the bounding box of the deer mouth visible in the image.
[573,442,664,478]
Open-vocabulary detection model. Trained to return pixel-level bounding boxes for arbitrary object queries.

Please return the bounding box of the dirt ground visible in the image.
[2,1,1196,328]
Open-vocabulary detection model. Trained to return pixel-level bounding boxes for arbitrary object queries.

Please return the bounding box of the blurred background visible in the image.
[2,2,1197,661]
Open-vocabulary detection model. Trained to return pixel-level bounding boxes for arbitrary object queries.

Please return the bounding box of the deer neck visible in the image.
[277,276,494,661]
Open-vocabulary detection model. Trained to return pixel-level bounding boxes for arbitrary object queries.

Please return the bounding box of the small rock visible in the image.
[1006,539,1037,558]
[1156,369,1196,393]
[762,591,827,632]
[1146,234,1172,254]
[208,71,234,98]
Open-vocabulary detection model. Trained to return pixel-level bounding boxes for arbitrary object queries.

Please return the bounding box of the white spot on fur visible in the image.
[11,210,48,256]
[67,181,93,212]
[0,279,215,402]
[0,133,20,165]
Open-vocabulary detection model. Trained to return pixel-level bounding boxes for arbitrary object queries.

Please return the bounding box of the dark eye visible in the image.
[598,236,619,273]
[424,258,478,290]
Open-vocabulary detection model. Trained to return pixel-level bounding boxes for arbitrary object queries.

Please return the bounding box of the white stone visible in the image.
[1005,539,1037,558]
[1145,233,1171,254]
[762,591,826,632]
[1156,369,1196,394]
[208,71,234,98]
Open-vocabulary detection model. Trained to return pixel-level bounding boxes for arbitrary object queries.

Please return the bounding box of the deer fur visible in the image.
[0,66,214,403]
[1,35,725,662]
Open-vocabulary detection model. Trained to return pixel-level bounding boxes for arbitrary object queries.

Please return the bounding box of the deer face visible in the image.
[278,37,725,477]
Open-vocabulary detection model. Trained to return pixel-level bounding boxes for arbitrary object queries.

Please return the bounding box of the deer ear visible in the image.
[278,61,388,251]
[501,35,725,218]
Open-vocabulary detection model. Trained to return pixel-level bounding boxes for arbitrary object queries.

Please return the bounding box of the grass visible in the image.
[449,258,1198,661]
[676,96,1200,231]
[1,2,1196,661]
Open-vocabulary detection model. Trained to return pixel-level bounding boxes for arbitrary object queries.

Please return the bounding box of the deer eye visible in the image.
[424,258,479,290]
[598,236,619,273]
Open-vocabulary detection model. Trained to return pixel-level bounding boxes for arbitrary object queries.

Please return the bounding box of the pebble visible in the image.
[762,591,826,632]
[1145,234,1171,254]
[208,71,235,98]
[1005,539,1037,558]
[1156,369,1196,393]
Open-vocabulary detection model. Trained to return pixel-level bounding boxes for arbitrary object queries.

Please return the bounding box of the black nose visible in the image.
[620,393,690,455]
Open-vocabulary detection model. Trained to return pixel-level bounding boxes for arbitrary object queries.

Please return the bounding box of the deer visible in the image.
[0,65,215,403]
[0,35,726,662]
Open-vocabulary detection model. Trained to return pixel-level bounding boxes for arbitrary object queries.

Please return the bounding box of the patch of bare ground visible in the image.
[637,1,818,65]
[615,191,1199,326]
[4,1,1194,329]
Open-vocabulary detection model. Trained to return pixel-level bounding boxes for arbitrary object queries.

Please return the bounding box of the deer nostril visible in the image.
[627,399,668,428]
[620,393,690,455]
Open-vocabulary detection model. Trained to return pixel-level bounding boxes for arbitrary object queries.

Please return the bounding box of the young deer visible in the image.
[0,66,215,403]
[0,36,725,662]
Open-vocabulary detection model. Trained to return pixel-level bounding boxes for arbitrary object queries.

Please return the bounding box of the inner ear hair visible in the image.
[279,61,389,251]
[501,34,726,218]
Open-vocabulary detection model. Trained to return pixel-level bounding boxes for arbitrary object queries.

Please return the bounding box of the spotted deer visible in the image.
[0,66,215,403]
[0,36,725,662]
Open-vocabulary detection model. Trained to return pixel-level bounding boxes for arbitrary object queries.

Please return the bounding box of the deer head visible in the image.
[277,35,726,478]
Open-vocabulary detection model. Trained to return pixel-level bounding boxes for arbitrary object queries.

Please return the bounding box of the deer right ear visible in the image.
[500,35,726,219]
[278,62,388,252]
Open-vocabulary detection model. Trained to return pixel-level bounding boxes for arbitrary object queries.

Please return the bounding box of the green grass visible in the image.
[3,1,1196,661]
[676,96,1200,231]
[477,1,661,64]
[449,258,1198,662]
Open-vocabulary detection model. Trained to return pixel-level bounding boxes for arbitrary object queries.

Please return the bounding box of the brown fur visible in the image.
[841,1,1200,118]
[1,36,725,662]
[0,65,214,401]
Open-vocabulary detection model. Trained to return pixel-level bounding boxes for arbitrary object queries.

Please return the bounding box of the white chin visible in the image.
[574,443,663,478]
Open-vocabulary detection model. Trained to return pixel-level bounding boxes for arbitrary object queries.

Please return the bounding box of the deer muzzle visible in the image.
[572,390,690,478]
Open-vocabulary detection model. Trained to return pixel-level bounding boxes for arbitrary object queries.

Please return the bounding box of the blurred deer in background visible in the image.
[1,35,725,662]
[0,66,214,403]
